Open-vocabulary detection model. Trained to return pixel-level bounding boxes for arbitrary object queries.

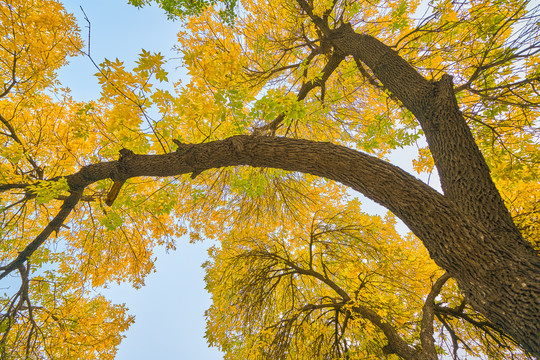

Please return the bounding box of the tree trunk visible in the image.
[329,24,540,356]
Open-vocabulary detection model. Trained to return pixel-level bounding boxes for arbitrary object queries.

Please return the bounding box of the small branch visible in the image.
[0,113,43,179]
[0,52,18,98]
[104,148,134,206]
[266,251,418,360]
[0,183,30,192]
[434,303,519,348]
[258,51,345,133]
[419,272,451,358]
[0,189,82,279]
[105,180,125,206]
[436,313,463,360]
[76,12,168,153]
[296,0,331,36]
[80,6,91,57]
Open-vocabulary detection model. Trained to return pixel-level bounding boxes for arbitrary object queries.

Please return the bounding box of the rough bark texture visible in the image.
[47,133,537,356]
[328,23,540,356]
[2,17,539,358]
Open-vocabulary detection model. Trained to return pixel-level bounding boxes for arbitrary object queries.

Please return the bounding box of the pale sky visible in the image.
[57,1,224,359]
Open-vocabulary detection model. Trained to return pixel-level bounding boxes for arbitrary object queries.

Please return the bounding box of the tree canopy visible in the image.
[0,0,539,359]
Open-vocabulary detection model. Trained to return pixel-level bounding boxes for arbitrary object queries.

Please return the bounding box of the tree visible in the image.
[0,0,539,358]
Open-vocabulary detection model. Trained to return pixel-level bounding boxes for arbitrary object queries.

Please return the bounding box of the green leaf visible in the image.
[27,178,70,205]
[100,211,124,231]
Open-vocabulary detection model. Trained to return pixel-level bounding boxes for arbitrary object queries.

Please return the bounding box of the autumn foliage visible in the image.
[1,0,539,359]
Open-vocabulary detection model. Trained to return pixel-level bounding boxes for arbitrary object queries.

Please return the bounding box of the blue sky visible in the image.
[57,1,224,359]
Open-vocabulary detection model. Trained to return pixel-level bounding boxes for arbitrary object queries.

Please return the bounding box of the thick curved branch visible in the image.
[2,134,539,355]
[1,135,445,359]
[1,135,528,280]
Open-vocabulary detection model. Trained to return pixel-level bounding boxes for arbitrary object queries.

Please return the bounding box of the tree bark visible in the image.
[3,131,539,355]
[46,133,537,356]
[2,18,539,359]
[326,23,540,356]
